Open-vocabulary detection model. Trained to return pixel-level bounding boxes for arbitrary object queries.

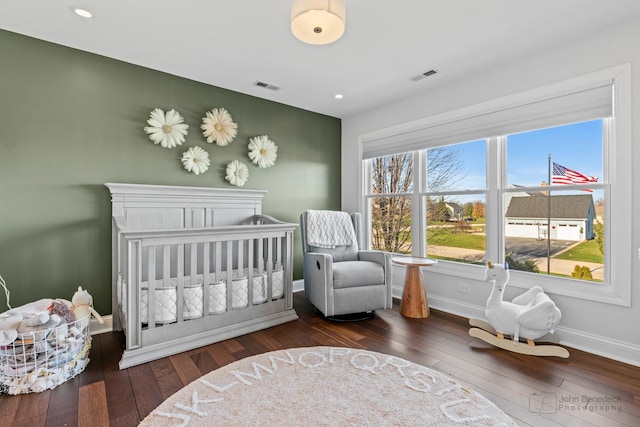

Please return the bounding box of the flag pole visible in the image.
[547,154,551,275]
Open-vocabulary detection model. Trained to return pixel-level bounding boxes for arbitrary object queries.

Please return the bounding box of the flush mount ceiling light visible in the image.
[291,0,345,45]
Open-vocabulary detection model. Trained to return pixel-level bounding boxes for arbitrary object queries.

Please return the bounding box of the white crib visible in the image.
[106,183,298,369]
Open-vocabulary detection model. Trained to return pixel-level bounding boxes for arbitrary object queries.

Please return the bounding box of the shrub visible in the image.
[504,254,540,273]
[571,265,593,280]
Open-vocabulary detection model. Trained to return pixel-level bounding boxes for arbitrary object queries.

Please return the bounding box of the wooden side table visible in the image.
[392,256,437,318]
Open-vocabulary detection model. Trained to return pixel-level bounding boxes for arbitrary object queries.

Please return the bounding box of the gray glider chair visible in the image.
[300,210,392,319]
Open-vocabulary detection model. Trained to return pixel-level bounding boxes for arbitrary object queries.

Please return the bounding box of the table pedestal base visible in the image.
[400,265,430,318]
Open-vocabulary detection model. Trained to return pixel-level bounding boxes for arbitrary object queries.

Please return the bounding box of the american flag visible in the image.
[552,162,598,191]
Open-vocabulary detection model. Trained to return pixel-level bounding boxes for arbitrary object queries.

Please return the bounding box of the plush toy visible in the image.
[468,261,569,358]
[71,286,104,328]
[48,299,75,324]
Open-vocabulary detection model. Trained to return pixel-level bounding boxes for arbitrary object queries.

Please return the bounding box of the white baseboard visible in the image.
[90,315,113,335]
[293,279,304,293]
[428,295,640,367]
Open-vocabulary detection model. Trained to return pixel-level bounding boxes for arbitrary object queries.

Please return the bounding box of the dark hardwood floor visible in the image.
[1,293,639,426]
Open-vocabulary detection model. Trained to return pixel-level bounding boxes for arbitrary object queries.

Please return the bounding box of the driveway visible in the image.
[505,237,577,259]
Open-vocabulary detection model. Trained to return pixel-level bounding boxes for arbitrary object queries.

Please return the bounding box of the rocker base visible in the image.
[469,327,570,358]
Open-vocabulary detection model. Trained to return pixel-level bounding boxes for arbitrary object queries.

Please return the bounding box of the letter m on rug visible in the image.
[230,362,274,385]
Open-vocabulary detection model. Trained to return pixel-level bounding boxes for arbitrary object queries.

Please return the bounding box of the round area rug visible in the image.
[140,346,516,426]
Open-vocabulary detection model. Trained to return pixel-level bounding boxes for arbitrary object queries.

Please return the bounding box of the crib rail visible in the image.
[113,216,297,367]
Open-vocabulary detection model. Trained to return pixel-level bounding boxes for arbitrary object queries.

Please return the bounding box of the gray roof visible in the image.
[505,195,594,219]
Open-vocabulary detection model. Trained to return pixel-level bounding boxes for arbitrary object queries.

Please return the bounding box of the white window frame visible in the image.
[360,65,631,307]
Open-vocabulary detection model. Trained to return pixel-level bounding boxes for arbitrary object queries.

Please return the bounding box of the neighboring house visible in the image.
[426,199,464,221]
[505,194,596,241]
[504,184,547,214]
[445,202,464,221]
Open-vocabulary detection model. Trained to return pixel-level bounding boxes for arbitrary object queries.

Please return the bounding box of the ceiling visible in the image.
[3,1,640,119]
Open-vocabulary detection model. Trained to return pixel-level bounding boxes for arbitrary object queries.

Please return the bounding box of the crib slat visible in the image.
[257,238,264,274]
[267,237,274,300]
[177,244,184,290]
[276,236,283,270]
[175,243,184,323]
[226,241,233,310]
[242,240,252,305]
[148,246,156,329]
[215,241,223,314]
[163,246,171,288]
[203,241,210,316]
[248,239,254,303]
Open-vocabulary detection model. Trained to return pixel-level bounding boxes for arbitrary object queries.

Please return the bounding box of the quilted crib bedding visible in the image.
[138,268,284,323]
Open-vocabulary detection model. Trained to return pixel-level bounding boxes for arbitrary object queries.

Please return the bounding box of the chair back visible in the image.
[300,211,361,262]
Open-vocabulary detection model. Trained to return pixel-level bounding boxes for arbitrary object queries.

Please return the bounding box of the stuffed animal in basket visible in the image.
[468,261,569,358]
[72,286,104,328]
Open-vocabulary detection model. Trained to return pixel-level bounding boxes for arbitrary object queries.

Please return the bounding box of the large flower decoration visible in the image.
[144,108,189,149]
[181,146,211,175]
[225,160,249,187]
[201,108,238,146]
[248,135,278,168]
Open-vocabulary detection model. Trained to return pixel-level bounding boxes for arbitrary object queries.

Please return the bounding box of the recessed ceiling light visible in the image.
[334,94,344,99]
[74,8,93,18]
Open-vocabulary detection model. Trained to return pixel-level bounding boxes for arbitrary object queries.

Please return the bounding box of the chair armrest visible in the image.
[303,252,335,315]
[358,250,393,308]
[358,250,391,269]
[303,252,334,290]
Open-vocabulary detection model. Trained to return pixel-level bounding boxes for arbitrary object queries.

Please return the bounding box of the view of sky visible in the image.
[442,120,602,189]
[507,119,603,187]
[433,119,604,205]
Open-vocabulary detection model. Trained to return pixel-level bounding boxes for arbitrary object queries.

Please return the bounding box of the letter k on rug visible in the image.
[140,346,516,426]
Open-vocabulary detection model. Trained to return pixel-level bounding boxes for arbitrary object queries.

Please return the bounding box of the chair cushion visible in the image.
[332,261,385,289]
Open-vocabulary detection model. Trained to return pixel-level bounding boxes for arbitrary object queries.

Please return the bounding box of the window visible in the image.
[425,140,487,265]
[504,120,605,283]
[367,152,414,254]
[361,65,631,306]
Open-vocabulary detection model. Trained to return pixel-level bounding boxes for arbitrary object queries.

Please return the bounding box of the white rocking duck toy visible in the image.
[469,261,569,358]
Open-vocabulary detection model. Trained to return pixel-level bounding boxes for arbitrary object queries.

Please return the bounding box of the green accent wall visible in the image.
[0,30,341,315]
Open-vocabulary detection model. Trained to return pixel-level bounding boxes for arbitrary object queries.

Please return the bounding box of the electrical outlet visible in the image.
[457,283,471,294]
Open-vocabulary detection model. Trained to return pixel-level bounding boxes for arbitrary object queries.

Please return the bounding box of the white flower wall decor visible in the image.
[201,108,238,146]
[144,108,189,148]
[226,160,249,187]
[248,135,278,168]
[181,146,211,175]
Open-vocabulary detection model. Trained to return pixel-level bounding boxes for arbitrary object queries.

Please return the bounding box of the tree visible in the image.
[371,147,466,252]
[593,221,604,255]
[472,201,485,219]
[430,196,451,222]
[371,153,413,252]
[463,202,474,218]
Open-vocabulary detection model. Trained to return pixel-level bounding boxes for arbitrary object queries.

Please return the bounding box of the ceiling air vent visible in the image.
[410,69,438,82]
[253,81,281,91]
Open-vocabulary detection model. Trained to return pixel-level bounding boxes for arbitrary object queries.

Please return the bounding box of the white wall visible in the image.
[341,19,640,366]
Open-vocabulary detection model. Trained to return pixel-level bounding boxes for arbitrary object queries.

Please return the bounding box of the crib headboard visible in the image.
[105,183,267,230]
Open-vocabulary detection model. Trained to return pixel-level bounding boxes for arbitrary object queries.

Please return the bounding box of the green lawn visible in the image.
[427,228,486,251]
[554,239,604,263]
[427,228,603,264]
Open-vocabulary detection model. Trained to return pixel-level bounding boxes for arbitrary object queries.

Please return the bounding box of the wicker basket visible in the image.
[0,315,91,395]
